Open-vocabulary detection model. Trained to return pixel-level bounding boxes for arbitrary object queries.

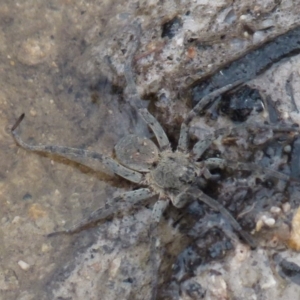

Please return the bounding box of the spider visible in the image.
[11,62,300,300]
[11,90,260,240]
[11,83,297,238]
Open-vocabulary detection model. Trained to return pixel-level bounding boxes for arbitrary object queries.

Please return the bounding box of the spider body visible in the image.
[115,132,200,209]
[115,132,199,202]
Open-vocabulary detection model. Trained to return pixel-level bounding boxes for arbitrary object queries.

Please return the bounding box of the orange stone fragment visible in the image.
[287,207,300,251]
[28,203,47,220]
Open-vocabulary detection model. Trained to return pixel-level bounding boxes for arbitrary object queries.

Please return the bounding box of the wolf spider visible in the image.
[11,64,300,299]
[11,86,297,235]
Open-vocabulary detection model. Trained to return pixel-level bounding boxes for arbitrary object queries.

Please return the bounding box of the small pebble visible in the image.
[261,275,276,289]
[29,108,37,117]
[288,207,300,250]
[270,206,281,214]
[283,145,292,153]
[282,202,291,213]
[256,219,264,232]
[18,260,30,271]
[282,112,289,119]
[263,217,275,227]
[12,216,21,224]
[17,37,54,66]
[28,203,46,220]
[109,257,121,278]
[243,31,250,38]
[41,243,50,253]
[233,243,249,263]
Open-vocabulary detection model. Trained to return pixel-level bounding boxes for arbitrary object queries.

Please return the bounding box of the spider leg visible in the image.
[48,188,156,236]
[151,199,169,222]
[211,122,300,141]
[124,63,143,108]
[188,187,256,248]
[177,123,189,152]
[149,221,160,300]
[203,157,294,182]
[123,37,144,109]
[191,125,235,160]
[106,21,142,108]
[226,160,291,181]
[138,108,170,150]
[238,122,300,133]
[119,25,170,152]
[149,199,169,300]
[11,114,143,184]
[192,138,214,160]
[184,80,244,125]
[192,120,300,161]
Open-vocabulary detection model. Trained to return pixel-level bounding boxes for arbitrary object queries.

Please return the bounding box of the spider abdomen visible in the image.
[150,151,197,192]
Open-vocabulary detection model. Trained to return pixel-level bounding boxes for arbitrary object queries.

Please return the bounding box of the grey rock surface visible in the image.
[2,0,300,299]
